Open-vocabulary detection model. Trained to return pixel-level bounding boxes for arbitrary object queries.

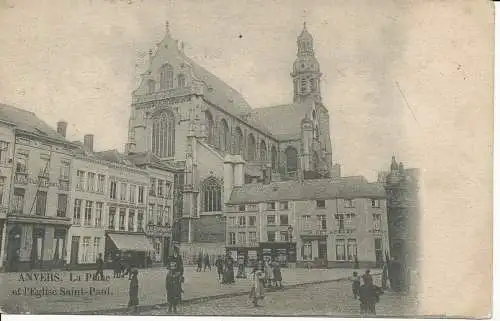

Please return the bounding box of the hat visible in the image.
[131,268,139,275]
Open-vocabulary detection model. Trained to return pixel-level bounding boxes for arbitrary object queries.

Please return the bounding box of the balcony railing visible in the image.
[14,172,28,185]
[59,180,70,191]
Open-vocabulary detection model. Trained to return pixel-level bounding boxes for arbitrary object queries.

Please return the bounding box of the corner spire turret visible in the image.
[165,20,170,35]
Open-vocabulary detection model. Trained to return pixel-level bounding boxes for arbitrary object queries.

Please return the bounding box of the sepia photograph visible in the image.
[0,0,494,318]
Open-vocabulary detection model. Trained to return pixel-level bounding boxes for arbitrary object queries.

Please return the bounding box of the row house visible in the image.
[0,105,79,271]
[66,137,176,268]
[225,163,389,268]
[126,152,175,266]
[0,104,176,271]
[0,113,17,269]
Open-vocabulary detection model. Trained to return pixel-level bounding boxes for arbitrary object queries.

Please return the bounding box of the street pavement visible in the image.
[141,274,419,317]
[0,266,380,314]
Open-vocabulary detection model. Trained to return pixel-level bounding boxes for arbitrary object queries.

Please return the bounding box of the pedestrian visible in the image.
[354,255,360,269]
[382,262,389,289]
[264,260,274,288]
[224,253,235,284]
[358,271,383,316]
[215,256,224,280]
[128,268,139,313]
[95,253,104,280]
[363,269,373,286]
[236,256,246,278]
[196,254,203,272]
[113,254,121,278]
[349,271,361,299]
[249,263,266,307]
[165,261,183,314]
[203,253,211,271]
[272,261,282,288]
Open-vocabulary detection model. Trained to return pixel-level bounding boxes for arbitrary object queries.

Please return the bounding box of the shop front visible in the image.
[225,246,260,267]
[259,242,297,267]
[105,231,155,269]
[145,224,172,267]
[5,215,71,271]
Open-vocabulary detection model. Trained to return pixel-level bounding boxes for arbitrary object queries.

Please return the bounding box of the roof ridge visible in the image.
[0,103,37,115]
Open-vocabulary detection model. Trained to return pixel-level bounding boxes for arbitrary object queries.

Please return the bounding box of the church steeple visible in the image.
[292,22,322,103]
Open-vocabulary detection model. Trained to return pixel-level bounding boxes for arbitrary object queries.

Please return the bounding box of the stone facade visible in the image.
[125,22,336,257]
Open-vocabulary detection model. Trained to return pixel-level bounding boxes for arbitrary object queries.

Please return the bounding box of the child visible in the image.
[349,271,361,299]
[166,261,183,313]
[128,268,139,313]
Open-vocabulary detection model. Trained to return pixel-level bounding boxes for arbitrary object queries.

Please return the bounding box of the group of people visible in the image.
[215,253,236,284]
[127,248,185,314]
[196,253,211,272]
[350,269,385,316]
[247,259,283,307]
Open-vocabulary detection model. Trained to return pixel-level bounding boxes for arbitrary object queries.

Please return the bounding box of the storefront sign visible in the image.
[145,225,171,236]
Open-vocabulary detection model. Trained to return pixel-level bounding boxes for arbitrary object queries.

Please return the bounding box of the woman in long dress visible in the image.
[249,264,265,307]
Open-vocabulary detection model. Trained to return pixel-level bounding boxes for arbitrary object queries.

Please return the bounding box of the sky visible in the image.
[0,0,477,181]
[0,0,495,313]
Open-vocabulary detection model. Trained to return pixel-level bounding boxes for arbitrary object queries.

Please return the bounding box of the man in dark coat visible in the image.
[215,256,224,280]
[95,253,104,280]
[359,271,383,316]
[128,268,139,313]
[224,253,235,284]
[165,261,183,313]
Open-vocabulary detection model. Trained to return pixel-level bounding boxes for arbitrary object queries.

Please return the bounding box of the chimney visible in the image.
[57,121,68,137]
[83,134,94,153]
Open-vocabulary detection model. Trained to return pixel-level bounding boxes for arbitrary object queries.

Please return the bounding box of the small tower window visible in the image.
[300,78,307,94]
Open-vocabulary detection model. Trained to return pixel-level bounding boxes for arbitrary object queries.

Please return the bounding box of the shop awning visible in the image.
[108,233,155,252]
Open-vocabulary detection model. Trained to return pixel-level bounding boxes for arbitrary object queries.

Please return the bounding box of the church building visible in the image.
[126,22,336,259]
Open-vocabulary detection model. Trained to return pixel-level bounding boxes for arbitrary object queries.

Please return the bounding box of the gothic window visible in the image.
[147,79,155,93]
[177,74,186,88]
[201,176,222,213]
[159,64,173,90]
[260,140,267,160]
[271,146,278,171]
[152,110,175,158]
[205,111,214,145]
[315,125,320,140]
[219,119,230,152]
[247,133,256,161]
[312,110,316,120]
[233,126,243,156]
[285,146,298,175]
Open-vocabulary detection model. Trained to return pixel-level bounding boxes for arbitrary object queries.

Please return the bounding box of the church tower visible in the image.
[291,23,322,103]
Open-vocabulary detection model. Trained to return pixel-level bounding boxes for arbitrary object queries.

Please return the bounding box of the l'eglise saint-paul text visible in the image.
[10,286,112,298]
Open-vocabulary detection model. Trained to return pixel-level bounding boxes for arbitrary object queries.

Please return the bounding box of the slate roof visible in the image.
[248,103,311,140]
[0,103,70,143]
[185,57,253,116]
[227,176,385,204]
